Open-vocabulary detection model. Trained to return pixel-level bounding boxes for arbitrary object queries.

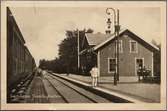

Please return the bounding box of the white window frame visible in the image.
[124,34,129,38]
[115,40,123,53]
[130,40,138,53]
[108,58,117,73]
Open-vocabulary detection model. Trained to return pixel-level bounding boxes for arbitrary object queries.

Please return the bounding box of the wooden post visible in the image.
[117,9,120,81]
[78,29,80,69]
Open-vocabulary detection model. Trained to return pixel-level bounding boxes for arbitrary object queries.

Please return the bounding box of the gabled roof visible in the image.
[85,32,113,46]
[93,28,159,51]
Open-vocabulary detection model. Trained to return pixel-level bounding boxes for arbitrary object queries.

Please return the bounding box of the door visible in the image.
[135,58,144,75]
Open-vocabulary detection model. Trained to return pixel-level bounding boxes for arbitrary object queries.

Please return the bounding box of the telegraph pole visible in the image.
[116,9,120,81]
[77,29,80,69]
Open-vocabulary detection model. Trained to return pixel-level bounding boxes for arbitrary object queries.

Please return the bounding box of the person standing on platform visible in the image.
[90,66,99,87]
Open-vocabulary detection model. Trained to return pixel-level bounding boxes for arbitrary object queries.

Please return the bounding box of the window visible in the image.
[115,40,123,53]
[108,58,117,73]
[136,59,143,68]
[130,40,137,53]
[124,34,128,38]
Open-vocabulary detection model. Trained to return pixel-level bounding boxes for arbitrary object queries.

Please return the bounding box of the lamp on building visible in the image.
[107,18,111,28]
[106,18,112,34]
[106,8,120,85]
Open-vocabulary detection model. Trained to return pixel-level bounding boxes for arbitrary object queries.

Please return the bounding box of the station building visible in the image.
[80,29,160,77]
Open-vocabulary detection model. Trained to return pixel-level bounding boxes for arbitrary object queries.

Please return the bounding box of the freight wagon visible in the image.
[7,7,36,102]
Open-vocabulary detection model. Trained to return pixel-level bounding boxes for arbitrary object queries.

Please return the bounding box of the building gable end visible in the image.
[94,29,159,52]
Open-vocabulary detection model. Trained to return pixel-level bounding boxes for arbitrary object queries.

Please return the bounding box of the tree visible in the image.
[58,29,84,74]
[39,59,47,69]
[58,33,78,73]
[86,28,94,33]
[38,28,94,75]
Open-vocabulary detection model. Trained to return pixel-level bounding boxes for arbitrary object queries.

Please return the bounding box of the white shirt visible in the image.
[90,67,99,78]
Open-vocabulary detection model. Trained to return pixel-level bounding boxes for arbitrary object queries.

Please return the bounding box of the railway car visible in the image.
[24,46,36,74]
[7,7,36,102]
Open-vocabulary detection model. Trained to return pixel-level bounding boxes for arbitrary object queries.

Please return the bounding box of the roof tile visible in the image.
[85,32,113,46]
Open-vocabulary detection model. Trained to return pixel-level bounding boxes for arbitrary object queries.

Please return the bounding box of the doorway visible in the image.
[135,58,144,75]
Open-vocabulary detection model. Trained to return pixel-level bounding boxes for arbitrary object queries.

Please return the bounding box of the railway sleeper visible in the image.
[51,73,132,103]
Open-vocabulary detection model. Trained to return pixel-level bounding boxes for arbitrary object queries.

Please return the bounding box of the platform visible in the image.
[58,73,160,103]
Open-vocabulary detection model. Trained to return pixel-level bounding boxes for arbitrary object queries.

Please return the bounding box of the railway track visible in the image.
[25,76,49,103]
[22,72,131,103]
[44,73,112,103]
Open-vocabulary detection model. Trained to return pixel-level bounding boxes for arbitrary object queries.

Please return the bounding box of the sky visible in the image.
[10,6,161,66]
